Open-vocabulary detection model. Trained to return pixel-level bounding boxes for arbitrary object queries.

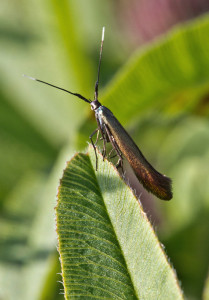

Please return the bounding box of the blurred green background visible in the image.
[0,1,209,299]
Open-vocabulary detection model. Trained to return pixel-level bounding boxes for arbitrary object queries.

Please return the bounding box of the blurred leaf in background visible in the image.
[0,0,209,299]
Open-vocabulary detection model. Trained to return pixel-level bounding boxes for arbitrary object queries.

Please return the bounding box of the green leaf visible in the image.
[203,270,209,300]
[0,91,57,200]
[56,146,183,299]
[0,172,47,300]
[101,14,209,122]
[50,0,94,94]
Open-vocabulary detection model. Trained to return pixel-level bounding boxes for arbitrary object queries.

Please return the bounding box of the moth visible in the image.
[24,27,172,200]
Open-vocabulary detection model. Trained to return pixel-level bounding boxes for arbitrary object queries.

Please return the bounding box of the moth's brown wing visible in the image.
[101,107,172,200]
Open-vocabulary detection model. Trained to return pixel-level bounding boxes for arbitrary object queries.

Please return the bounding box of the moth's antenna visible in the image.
[94,26,105,101]
[23,74,91,104]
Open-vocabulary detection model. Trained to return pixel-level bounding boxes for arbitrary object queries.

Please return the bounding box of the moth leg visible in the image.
[108,148,117,159]
[111,142,124,174]
[103,124,124,174]
[110,154,118,159]
[108,147,115,157]
[89,129,100,170]
[114,146,124,174]
[116,158,123,172]
[102,137,106,161]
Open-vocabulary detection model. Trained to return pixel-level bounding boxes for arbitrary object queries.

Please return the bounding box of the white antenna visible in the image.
[102,26,105,42]
[22,74,36,81]
[94,26,105,100]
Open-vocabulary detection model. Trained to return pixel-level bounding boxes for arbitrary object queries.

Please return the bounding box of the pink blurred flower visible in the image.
[116,0,209,45]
